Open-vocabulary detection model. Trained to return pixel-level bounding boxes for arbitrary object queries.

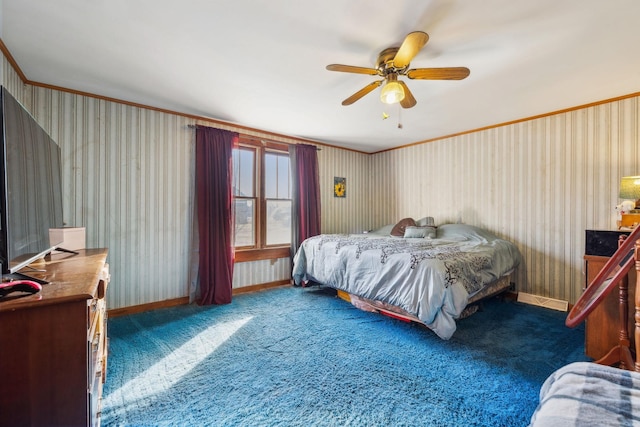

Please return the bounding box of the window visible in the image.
[232,146,256,247]
[264,151,292,245]
[232,138,291,254]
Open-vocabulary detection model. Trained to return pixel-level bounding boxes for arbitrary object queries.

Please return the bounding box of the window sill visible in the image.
[235,246,290,263]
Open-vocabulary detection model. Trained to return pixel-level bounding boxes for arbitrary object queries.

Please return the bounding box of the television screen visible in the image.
[0,86,64,277]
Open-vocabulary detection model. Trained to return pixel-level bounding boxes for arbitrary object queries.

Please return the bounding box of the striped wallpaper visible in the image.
[2,56,372,309]
[24,87,196,309]
[370,100,640,303]
[3,51,640,308]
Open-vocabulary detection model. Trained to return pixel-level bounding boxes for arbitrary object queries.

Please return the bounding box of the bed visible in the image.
[292,221,522,339]
[528,362,640,426]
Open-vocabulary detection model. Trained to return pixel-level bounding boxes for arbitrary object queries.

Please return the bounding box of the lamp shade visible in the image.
[380,81,405,104]
[619,176,640,200]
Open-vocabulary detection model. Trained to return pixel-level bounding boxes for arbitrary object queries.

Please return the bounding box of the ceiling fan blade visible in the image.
[326,64,379,75]
[392,31,429,69]
[398,81,416,109]
[406,67,470,80]
[341,80,384,105]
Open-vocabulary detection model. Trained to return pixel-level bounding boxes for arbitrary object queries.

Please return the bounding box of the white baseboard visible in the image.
[516,292,568,312]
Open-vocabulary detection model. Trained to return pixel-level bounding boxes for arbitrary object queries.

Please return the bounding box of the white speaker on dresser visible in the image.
[49,227,86,251]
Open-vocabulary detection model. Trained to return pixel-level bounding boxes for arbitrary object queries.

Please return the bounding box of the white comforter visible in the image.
[292,224,521,339]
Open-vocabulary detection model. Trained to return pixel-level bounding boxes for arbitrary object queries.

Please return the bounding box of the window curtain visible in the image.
[289,143,321,258]
[194,126,238,305]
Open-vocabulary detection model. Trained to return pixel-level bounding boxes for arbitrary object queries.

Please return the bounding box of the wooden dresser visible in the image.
[583,230,635,360]
[0,249,109,427]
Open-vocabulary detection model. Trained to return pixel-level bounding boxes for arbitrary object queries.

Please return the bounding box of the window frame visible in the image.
[233,136,291,262]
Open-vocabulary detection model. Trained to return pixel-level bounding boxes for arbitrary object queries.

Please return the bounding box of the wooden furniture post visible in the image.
[583,229,635,360]
[567,226,640,371]
[635,239,640,372]
[595,235,635,369]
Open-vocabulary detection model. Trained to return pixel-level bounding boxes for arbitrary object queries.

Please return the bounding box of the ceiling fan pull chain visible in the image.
[397,103,403,129]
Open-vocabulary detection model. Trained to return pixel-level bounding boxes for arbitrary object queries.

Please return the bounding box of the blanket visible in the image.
[529,362,640,426]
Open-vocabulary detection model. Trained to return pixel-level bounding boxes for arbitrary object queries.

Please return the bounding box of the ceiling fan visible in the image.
[326,31,470,108]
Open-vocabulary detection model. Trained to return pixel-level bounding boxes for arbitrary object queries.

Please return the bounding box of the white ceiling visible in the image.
[3,0,640,153]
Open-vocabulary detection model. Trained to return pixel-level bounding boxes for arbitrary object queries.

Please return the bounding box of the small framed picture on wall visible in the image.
[334,177,346,198]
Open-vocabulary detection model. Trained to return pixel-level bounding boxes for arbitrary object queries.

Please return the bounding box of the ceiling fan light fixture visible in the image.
[327,31,468,108]
[380,80,405,104]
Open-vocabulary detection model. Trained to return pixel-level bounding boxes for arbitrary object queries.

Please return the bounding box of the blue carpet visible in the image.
[102,287,588,427]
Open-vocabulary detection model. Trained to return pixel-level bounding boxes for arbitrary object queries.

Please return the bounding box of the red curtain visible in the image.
[290,144,321,255]
[195,126,238,305]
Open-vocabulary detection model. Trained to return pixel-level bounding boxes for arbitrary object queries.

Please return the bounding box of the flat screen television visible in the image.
[0,86,64,282]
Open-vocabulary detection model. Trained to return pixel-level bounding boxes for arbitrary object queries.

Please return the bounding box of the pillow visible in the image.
[416,216,435,227]
[390,218,416,237]
[404,225,437,239]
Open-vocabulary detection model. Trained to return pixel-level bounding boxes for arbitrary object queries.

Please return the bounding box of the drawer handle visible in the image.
[97,280,106,299]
